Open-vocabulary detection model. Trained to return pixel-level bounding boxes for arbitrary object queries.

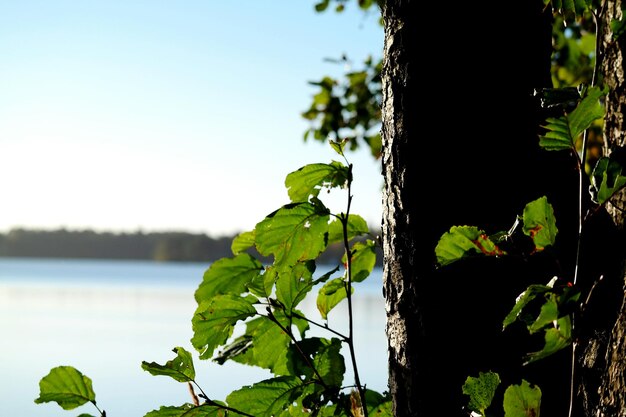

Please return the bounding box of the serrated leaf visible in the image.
[226,376,303,417]
[141,347,196,383]
[435,226,505,267]
[522,196,558,251]
[144,403,227,416]
[503,380,542,417]
[231,230,255,254]
[524,316,572,364]
[591,156,626,204]
[34,366,96,410]
[195,254,263,303]
[462,371,501,415]
[317,278,353,319]
[255,202,330,269]
[285,161,350,203]
[191,294,257,359]
[540,86,605,151]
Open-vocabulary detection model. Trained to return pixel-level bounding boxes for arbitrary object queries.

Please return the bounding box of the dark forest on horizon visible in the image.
[0,228,382,266]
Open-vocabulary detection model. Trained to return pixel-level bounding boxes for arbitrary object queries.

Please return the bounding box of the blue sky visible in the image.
[0,1,383,237]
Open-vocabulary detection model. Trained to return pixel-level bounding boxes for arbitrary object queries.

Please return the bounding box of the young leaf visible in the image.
[524,315,572,364]
[144,403,227,416]
[255,202,331,269]
[503,284,553,329]
[225,376,303,417]
[435,226,505,267]
[34,366,96,410]
[462,371,500,416]
[539,86,605,151]
[195,254,263,303]
[522,196,558,251]
[503,379,541,417]
[528,294,559,334]
[317,278,353,319]
[191,294,258,359]
[285,161,350,203]
[141,347,196,383]
[231,230,255,254]
[591,155,626,204]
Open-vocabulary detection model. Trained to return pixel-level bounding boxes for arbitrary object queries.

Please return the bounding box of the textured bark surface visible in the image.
[591,1,626,415]
[380,1,557,416]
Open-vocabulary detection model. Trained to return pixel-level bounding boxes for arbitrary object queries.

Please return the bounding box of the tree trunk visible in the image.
[584,1,626,415]
[380,1,557,416]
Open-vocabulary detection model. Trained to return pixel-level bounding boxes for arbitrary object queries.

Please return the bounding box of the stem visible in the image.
[192,380,255,417]
[340,163,369,417]
[290,310,350,340]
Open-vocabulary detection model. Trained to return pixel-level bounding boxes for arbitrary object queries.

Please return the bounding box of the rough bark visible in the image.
[587,1,626,415]
[380,1,557,416]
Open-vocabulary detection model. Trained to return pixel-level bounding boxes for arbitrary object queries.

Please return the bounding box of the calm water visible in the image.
[0,258,388,417]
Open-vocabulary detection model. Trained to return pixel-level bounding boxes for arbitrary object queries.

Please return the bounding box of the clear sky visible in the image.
[0,1,384,237]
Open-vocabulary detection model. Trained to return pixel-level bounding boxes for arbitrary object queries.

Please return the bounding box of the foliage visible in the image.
[35,141,390,417]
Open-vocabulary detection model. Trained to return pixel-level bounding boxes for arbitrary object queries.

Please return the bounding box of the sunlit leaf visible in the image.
[255,202,330,268]
[435,226,505,267]
[522,196,558,251]
[317,278,353,319]
[231,230,255,254]
[528,294,559,334]
[195,254,263,303]
[275,261,315,312]
[141,347,196,383]
[503,284,553,329]
[591,155,626,204]
[226,376,303,417]
[144,403,227,416]
[327,214,369,244]
[285,162,350,203]
[524,316,572,364]
[191,294,257,359]
[34,366,96,410]
[462,371,500,416]
[503,380,542,417]
[344,240,377,283]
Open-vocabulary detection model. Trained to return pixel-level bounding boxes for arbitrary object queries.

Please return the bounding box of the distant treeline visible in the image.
[0,228,382,265]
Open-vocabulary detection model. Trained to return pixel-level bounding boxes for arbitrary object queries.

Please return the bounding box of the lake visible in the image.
[0,257,388,417]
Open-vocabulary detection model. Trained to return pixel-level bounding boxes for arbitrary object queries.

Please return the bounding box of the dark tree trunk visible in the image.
[578,1,626,415]
[380,1,571,416]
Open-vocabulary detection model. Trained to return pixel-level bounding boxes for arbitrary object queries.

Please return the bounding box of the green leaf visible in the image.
[591,156,626,204]
[528,294,559,334]
[503,380,542,417]
[344,240,377,283]
[292,337,345,386]
[34,366,96,410]
[141,347,196,383]
[191,294,257,359]
[462,371,501,416]
[522,196,558,251]
[226,376,303,417]
[539,86,605,151]
[285,162,350,203]
[144,403,227,416]
[435,226,505,267]
[231,230,255,254]
[317,278,353,319]
[327,214,369,244]
[524,315,572,364]
[275,261,315,312]
[503,284,553,329]
[611,15,626,40]
[255,202,330,269]
[195,254,263,303]
[314,0,330,12]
